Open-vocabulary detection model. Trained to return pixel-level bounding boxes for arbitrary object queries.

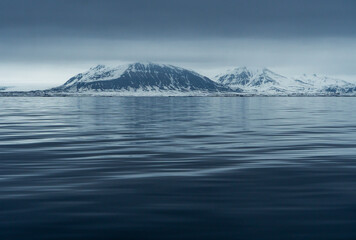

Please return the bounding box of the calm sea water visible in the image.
[1,97,356,240]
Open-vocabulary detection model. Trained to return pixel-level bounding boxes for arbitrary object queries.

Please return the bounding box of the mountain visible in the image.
[215,67,296,94]
[293,74,356,94]
[51,62,234,95]
[0,86,10,91]
[215,67,356,95]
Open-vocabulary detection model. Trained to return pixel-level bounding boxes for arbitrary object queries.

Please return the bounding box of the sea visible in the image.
[1,97,356,240]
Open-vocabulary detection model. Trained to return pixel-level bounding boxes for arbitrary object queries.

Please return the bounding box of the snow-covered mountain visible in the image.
[51,62,233,95]
[293,74,356,94]
[215,67,356,95]
[0,86,10,91]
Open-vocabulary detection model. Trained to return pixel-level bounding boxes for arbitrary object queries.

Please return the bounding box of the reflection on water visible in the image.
[1,97,356,240]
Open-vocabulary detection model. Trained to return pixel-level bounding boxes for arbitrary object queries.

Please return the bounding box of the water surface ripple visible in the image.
[1,97,356,239]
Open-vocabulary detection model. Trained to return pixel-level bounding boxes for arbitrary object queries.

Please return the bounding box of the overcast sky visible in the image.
[1,0,356,89]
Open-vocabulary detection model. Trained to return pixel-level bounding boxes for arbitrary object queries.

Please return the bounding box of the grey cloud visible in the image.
[1,0,356,39]
[1,0,356,87]
[2,37,356,75]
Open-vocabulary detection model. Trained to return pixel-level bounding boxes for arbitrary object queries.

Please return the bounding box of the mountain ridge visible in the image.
[1,63,356,96]
[215,66,356,95]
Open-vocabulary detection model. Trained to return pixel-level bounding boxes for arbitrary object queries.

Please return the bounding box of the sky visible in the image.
[1,0,356,89]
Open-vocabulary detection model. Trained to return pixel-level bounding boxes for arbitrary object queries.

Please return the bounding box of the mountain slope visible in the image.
[293,74,356,94]
[51,63,234,95]
[215,67,356,95]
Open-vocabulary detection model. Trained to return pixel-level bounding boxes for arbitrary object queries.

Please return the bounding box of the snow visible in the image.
[293,74,352,88]
[215,67,356,95]
[63,64,130,87]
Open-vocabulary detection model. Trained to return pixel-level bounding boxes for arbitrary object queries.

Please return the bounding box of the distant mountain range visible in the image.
[215,67,356,95]
[0,86,10,91]
[1,63,356,96]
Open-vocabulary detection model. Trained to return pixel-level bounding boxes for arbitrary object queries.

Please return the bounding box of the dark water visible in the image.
[1,97,356,240]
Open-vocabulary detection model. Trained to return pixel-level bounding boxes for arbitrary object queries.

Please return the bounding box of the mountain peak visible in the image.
[223,66,276,76]
[214,66,286,90]
[129,62,170,70]
[89,64,107,70]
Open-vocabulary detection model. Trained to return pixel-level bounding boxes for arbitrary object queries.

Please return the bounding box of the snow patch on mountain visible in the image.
[63,64,129,87]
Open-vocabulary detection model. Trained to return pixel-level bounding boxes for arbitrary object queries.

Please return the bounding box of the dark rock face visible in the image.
[324,86,356,94]
[52,63,235,93]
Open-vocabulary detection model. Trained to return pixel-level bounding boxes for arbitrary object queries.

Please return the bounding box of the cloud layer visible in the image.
[1,0,356,88]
